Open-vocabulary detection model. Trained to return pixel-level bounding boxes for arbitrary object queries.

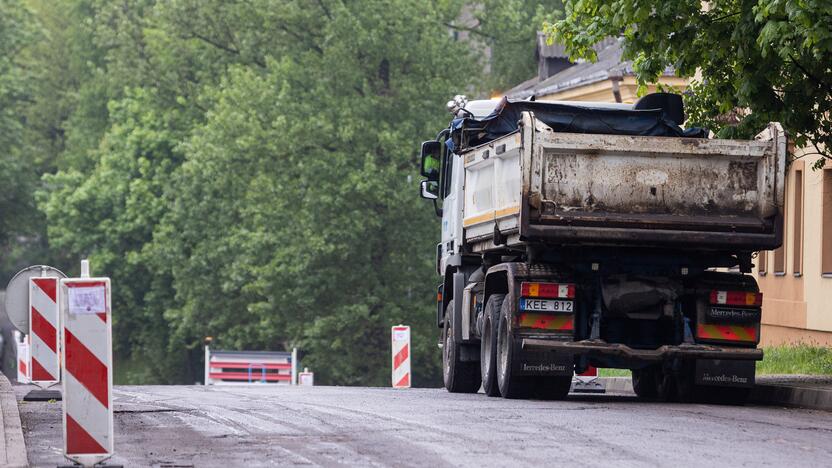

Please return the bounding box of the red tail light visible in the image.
[521,282,575,299]
[709,290,762,307]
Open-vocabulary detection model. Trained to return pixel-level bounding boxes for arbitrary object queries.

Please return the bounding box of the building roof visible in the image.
[506,37,676,99]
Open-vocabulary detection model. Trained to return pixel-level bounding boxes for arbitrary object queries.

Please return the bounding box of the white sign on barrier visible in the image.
[60,261,114,467]
[391,325,411,388]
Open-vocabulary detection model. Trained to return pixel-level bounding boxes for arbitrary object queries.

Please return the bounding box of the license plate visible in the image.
[519,298,573,313]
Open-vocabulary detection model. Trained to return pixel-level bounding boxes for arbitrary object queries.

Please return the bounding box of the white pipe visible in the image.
[80,259,90,278]
[204,345,210,385]
[291,348,298,386]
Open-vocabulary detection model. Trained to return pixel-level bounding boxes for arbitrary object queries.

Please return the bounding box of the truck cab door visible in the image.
[439,144,464,273]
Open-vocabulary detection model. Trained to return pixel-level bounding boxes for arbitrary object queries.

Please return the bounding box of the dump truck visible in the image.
[418,94,786,403]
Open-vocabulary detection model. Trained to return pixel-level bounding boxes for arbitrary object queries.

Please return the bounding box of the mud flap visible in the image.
[695,359,755,388]
[515,342,573,376]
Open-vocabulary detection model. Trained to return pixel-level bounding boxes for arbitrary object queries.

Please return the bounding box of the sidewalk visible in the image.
[0,372,28,468]
[595,375,832,410]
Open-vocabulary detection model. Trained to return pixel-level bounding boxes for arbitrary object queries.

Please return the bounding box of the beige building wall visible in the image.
[756,156,832,346]
[537,76,832,347]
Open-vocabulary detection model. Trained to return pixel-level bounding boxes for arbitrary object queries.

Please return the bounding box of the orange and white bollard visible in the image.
[15,335,30,384]
[391,325,411,388]
[60,260,115,467]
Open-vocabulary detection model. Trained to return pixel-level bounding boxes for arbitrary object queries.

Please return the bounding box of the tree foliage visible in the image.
[10,0,518,386]
[4,0,551,385]
[546,0,832,168]
[446,0,564,94]
[0,0,37,248]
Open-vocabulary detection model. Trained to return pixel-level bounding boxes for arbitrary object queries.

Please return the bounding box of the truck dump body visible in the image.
[462,112,786,251]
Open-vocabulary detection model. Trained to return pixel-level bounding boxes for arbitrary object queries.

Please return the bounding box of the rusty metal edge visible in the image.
[522,339,764,361]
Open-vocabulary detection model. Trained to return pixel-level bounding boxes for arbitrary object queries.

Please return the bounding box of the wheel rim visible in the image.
[497,316,509,377]
[482,318,492,376]
[443,323,452,382]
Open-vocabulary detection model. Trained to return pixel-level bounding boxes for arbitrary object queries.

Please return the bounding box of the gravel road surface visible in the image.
[16,384,832,467]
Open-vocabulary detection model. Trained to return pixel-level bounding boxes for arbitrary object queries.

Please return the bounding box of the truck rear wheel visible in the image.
[480,294,504,397]
[443,302,481,393]
[632,366,659,399]
[496,298,532,399]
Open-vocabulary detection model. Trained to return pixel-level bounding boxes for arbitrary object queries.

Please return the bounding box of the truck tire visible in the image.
[655,367,678,402]
[632,366,659,399]
[443,302,481,393]
[480,294,504,397]
[496,298,532,399]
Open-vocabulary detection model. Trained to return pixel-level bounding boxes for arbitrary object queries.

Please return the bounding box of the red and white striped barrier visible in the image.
[16,335,30,384]
[4,265,65,388]
[391,325,411,388]
[29,277,60,386]
[204,347,298,385]
[60,261,114,466]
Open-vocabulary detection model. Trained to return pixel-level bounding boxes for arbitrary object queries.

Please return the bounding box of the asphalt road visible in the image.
[15,384,832,468]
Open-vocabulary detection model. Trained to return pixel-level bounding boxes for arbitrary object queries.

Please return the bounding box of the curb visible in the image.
[751,377,832,411]
[0,372,28,467]
[594,377,634,394]
[594,376,832,411]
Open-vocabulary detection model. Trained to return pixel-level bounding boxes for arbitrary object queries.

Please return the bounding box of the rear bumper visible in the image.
[522,339,763,361]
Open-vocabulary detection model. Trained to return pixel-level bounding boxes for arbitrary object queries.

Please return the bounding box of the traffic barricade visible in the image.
[15,333,29,384]
[4,265,66,397]
[391,325,411,388]
[204,346,298,385]
[60,259,115,466]
[26,276,63,401]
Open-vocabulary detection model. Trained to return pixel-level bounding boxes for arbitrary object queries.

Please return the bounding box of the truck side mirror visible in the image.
[420,180,438,200]
[420,140,441,179]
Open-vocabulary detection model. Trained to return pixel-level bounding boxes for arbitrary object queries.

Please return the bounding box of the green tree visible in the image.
[447,1,564,95]
[154,0,473,385]
[36,0,476,386]
[0,0,42,281]
[29,0,556,386]
[546,0,832,168]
